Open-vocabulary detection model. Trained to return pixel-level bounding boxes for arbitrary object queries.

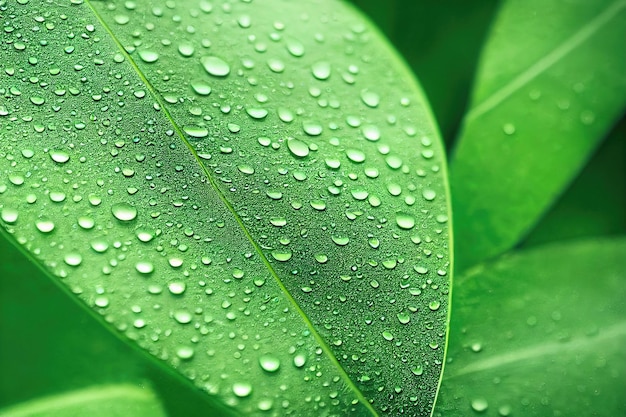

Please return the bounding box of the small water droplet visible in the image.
[502,123,516,135]
[428,300,441,311]
[471,398,488,413]
[382,331,394,341]
[50,150,70,163]
[183,125,209,138]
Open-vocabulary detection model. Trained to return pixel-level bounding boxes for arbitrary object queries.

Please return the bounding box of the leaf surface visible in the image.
[450,0,626,271]
[0,384,167,417]
[0,0,451,415]
[434,238,626,416]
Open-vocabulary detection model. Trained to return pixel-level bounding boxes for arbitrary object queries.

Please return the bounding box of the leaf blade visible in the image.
[450,0,626,271]
[0,0,451,415]
[434,238,626,416]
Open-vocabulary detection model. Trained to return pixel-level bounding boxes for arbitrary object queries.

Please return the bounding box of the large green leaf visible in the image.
[0,0,451,415]
[450,0,626,271]
[434,238,626,416]
[0,384,167,417]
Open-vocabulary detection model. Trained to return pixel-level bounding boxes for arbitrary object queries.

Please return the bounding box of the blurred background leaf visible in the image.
[434,237,626,417]
[349,0,500,143]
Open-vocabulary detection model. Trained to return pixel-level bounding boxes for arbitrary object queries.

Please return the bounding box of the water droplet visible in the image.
[232,382,252,397]
[50,150,70,163]
[397,312,411,324]
[428,300,441,311]
[395,212,415,229]
[361,125,380,141]
[302,121,322,136]
[136,262,154,274]
[174,310,192,324]
[138,50,159,63]
[267,58,285,73]
[183,125,209,138]
[422,189,436,201]
[238,165,255,175]
[271,250,292,262]
[351,188,368,200]
[176,346,195,360]
[311,61,331,80]
[471,398,488,413]
[190,80,212,96]
[259,355,281,372]
[246,107,268,119]
[314,254,328,263]
[111,203,137,221]
[177,42,195,57]
[36,218,55,233]
[411,364,424,376]
[360,89,380,107]
[270,217,287,227]
[346,149,365,163]
[1,208,18,224]
[293,354,306,368]
[331,236,349,246]
[286,39,305,57]
[310,200,326,211]
[287,138,309,157]
[502,123,516,135]
[168,281,186,295]
[382,331,394,341]
[201,56,230,77]
[64,253,82,266]
[385,155,403,170]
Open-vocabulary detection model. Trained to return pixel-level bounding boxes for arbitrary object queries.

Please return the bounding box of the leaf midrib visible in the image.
[83,1,379,415]
[444,320,626,380]
[466,0,626,121]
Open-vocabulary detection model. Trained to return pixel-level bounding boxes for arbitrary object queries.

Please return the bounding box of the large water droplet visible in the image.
[287,138,310,157]
[311,61,331,80]
[395,212,415,229]
[471,398,488,413]
[232,382,252,397]
[259,355,281,372]
[360,89,380,107]
[138,50,159,63]
[111,203,137,221]
[201,56,230,77]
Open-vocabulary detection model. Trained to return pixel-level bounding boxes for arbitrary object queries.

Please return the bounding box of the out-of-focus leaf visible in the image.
[0,0,451,415]
[0,385,167,417]
[350,0,500,142]
[434,238,626,416]
[523,116,626,246]
[451,0,626,271]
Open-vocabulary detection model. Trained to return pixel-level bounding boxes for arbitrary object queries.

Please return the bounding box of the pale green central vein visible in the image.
[84,2,378,415]
[466,0,626,121]
[0,384,153,417]
[445,321,626,379]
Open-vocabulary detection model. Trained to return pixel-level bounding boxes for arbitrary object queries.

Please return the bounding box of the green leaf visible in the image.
[0,384,167,417]
[434,238,626,416]
[0,0,451,416]
[450,0,626,271]
[523,116,626,246]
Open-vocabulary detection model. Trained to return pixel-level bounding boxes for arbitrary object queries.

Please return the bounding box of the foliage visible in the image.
[0,0,624,416]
